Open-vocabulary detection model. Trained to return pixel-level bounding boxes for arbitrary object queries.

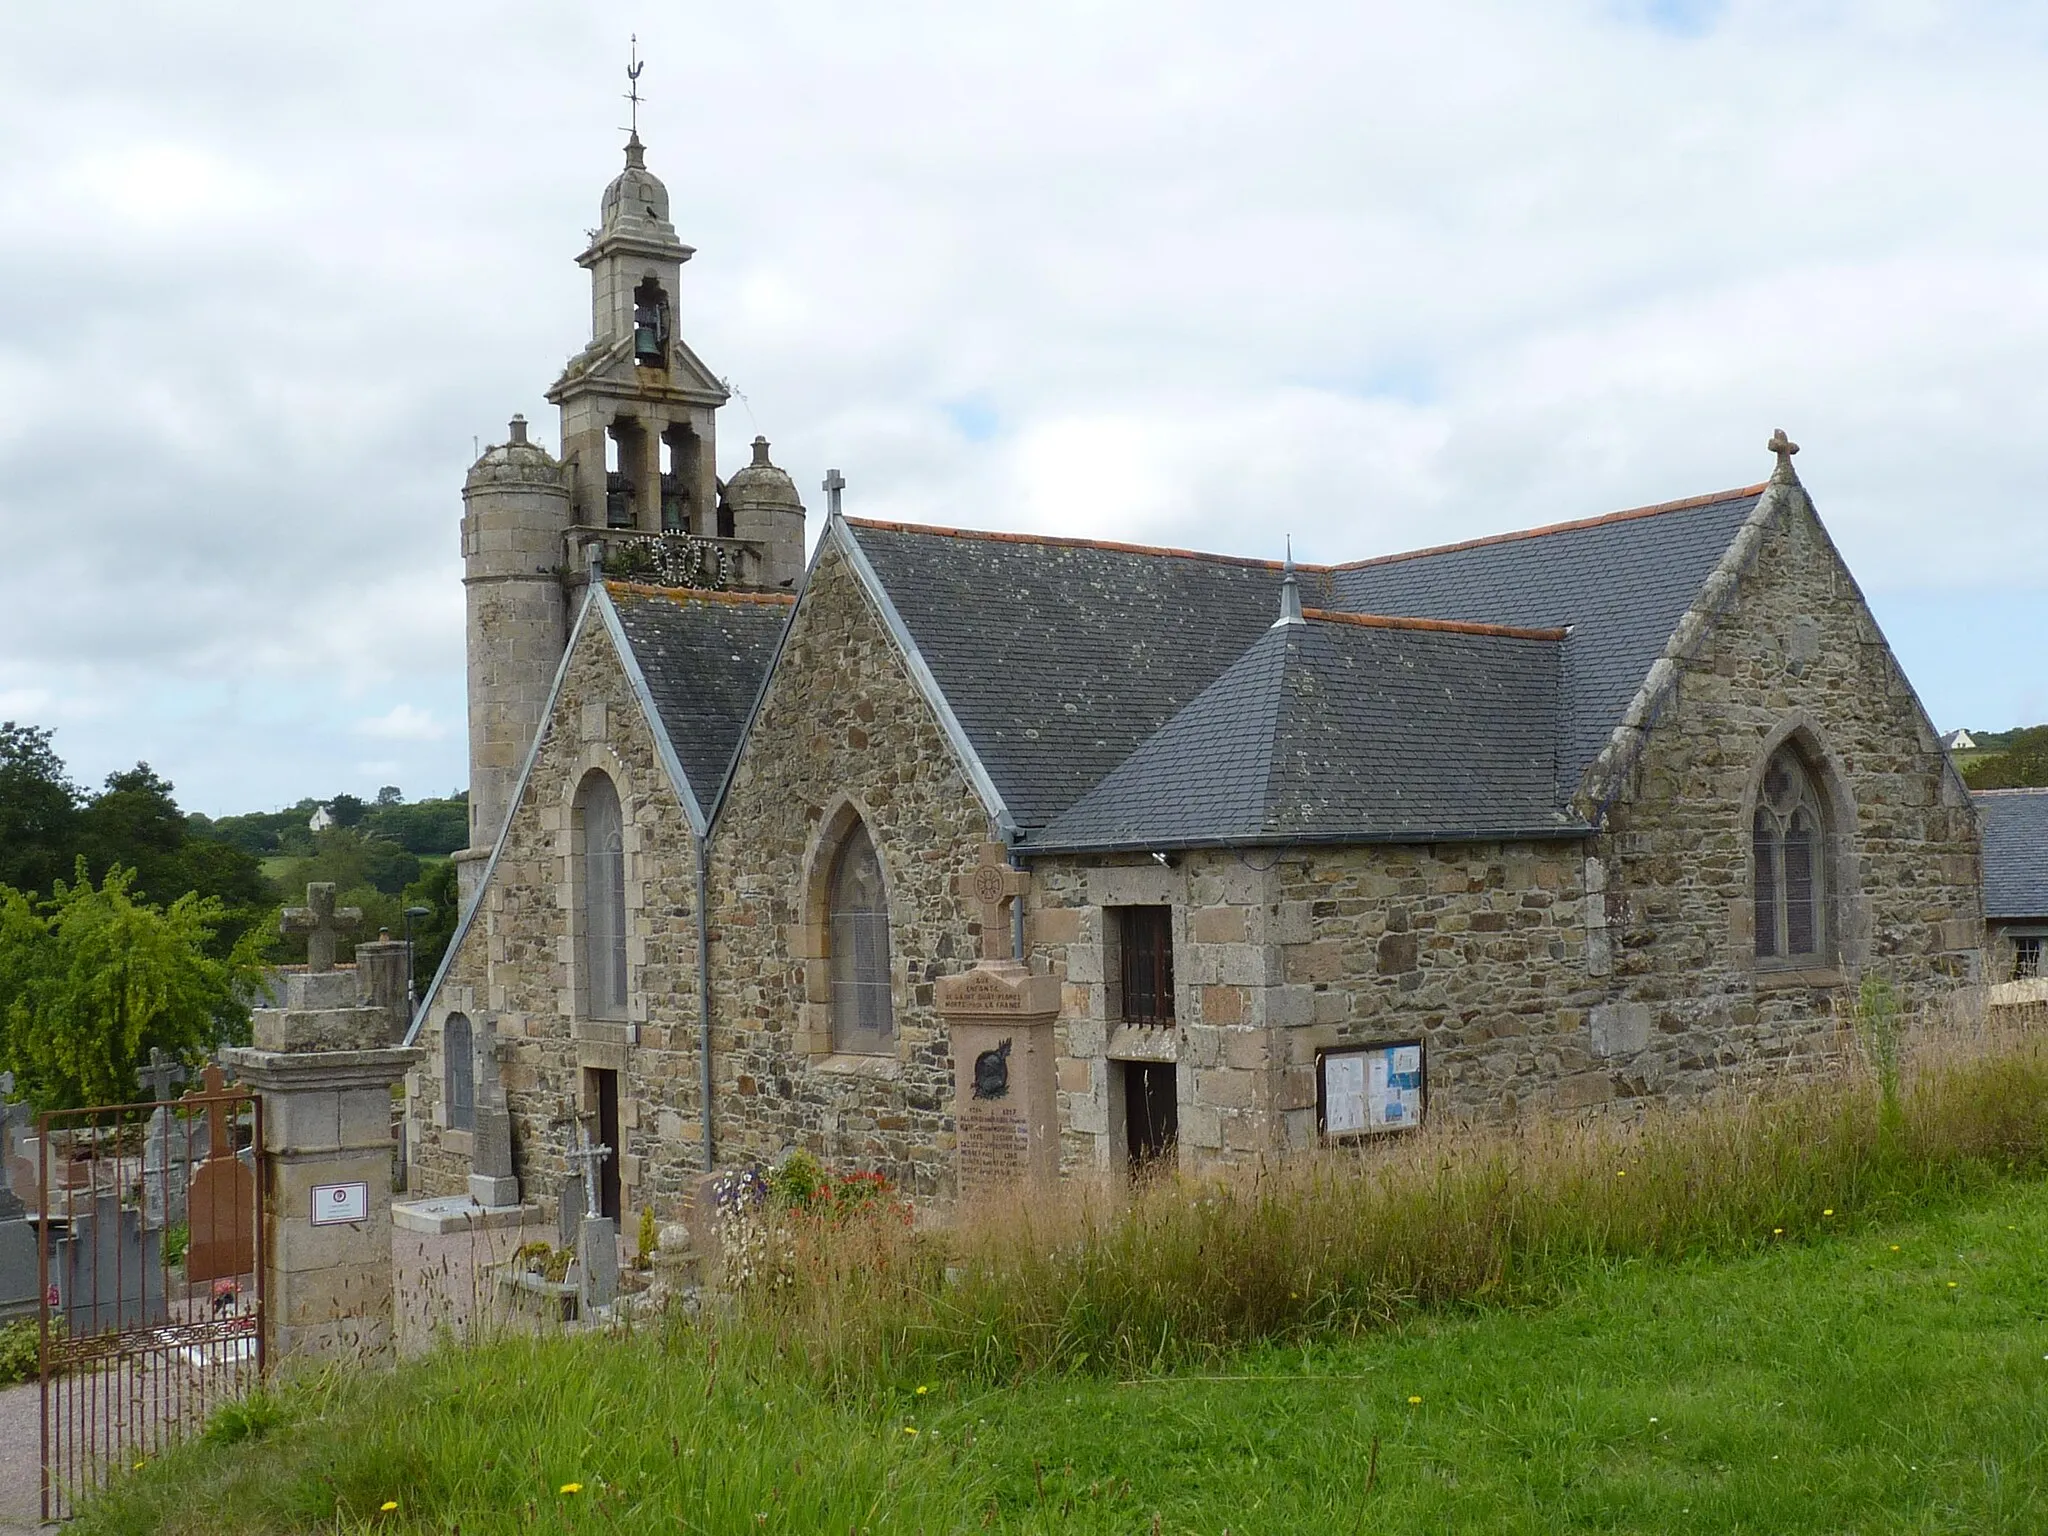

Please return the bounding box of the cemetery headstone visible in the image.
[567,1123,617,1309]
[59,1191,168,1334]
[140,1048,193,1231]
[183,1065,256,1284]
[0,1071,33,1321]
[0,1071,28,1222]
[938,844,1062,1195]
[468,1017,520,1208]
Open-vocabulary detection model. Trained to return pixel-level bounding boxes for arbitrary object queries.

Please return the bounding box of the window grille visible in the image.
[1117,906,1176,1024]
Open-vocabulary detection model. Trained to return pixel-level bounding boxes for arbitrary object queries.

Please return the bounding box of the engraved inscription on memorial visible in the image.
[958,1101,1030,1191]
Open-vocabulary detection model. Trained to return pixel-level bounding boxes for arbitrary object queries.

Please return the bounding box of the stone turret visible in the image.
[723,437,807,589]
[457,415,570,904]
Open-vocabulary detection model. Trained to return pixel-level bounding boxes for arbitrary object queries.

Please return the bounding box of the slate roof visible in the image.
[843,487,1764,846]
[1974,788,2048,920]
[845,522,1286,831]
[605,583,793,814]
[1328,489,1765,791]
[1032,613,1577,852]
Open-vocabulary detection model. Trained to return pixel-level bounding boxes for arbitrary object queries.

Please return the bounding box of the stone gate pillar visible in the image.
[222,885,421,1367]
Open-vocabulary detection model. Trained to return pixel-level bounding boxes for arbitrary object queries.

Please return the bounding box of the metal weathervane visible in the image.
[624,35,645,137]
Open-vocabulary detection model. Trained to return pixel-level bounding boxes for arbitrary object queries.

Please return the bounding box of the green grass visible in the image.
[76,1175,2048,1534]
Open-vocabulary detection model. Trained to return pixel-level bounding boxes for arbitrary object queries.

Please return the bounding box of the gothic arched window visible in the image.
[579,772,628,1019]
[444,1012,474,1132]
[828,821,894,1054]
[1753,747,1828,963]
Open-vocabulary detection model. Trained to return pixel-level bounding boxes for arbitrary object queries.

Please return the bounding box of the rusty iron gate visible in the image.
[37,1075,264,1520]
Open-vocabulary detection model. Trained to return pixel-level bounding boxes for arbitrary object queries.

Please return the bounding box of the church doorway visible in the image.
[1121,1061,1177,1173]
[586,1068,623,1222]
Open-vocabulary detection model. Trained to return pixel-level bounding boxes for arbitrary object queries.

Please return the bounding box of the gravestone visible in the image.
[468,1017,520,1208]
[183,1065,256,1285]
[558,1175,586,1250]
[567,1123,617,1310]
[58,1191,168,1334]
[140,1048,193,1230]
[1,1073,33,1215]
[0,1072,33,1321]
[937,845,1062,1195]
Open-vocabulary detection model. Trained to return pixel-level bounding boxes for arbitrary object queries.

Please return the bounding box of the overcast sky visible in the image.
[1,1,2043,818]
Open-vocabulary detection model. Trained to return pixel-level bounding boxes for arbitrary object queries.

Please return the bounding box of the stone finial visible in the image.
[1272,538,1305,629]
[1767,427,1800,483]
[281,883,362,974]
[954,842,1030,963]
[509,414,528,446]
[823,469,846,520]
[751,435,772,466]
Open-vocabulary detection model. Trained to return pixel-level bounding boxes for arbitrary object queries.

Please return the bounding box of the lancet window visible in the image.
[579,772,628,1019]
[828,820,894,1054]
[1753,747,1828,964]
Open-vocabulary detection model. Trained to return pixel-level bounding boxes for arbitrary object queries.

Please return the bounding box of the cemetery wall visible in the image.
[703,544,990,1198]
[410,611,710,1227]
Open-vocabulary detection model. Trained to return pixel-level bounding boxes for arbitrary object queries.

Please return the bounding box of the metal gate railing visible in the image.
[38,1077,264,1521]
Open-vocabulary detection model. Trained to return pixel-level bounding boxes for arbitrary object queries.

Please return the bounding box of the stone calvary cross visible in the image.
[567,1122,613,1220]
[282,882,362,973]
[143,1047,187,1104]
[954,842,1030,963]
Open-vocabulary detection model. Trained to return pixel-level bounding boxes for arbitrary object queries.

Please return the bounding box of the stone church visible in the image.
[403,130,1985,1222]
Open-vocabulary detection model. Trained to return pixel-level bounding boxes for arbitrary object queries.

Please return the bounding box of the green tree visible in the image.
[362,794,469,857]
[326,794,367,829]
[1964,725,2048,790]
[0,722,81,895]
[0,863,260,1110]
[400,857,461,991]
[79,764,273,957]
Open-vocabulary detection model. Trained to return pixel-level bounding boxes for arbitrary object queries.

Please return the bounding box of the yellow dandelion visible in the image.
[1823,1209,1834,1217]
[916,1385,930,1396]
[1616,1170,1626,1178]
[1891,1245,1900,1251]
[1772,1228,1783,1235]
[560,1483,583,1495]
[1948,1281,1958,1289]
[1407,1395,1422,1405]
[381,1502,399,1513]
[903,1425,919,1436]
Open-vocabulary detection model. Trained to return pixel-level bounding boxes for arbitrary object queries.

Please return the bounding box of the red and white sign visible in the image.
[310,1181,369,1225]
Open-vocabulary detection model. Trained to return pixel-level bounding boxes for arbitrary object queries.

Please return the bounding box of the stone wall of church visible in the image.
[704,543,990,1197]
[408,605,710,1230]
[1581,486,1984,1099]
[1026,841,1595,1171]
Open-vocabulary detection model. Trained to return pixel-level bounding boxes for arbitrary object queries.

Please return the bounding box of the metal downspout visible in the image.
[696,836,715,1171]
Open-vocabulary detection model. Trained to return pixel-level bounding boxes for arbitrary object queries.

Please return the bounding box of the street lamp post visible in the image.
[401,905,432,1027]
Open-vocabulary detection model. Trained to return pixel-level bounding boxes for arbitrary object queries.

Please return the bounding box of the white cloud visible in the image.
[0,0,2045,813]
[354,705,448,744]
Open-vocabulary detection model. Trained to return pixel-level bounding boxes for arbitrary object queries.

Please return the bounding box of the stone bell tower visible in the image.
[454,114,806,905]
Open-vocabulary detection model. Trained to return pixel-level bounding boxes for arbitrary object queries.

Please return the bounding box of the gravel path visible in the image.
[0,1377,50,1533]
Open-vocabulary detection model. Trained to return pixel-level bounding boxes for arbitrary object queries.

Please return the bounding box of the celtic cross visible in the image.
[954,842,1029,963]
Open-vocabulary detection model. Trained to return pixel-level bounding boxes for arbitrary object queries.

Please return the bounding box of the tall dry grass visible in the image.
[716,1004,2048,1387]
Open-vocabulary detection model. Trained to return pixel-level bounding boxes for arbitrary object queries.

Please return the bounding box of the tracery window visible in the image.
[579,772,628,1019]
[828,820,894,1054]
[444,1012,474,1132]
[1753,747,1828,963]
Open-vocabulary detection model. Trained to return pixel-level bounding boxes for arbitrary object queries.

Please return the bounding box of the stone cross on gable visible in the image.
[143,1047,187,1104]
[1767,427,1800,480]
[823,468,845,520]
[954,842,1030,963]
[566,1121,612,1220]
[184,1063,238,1162]
[281,882,362,973]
